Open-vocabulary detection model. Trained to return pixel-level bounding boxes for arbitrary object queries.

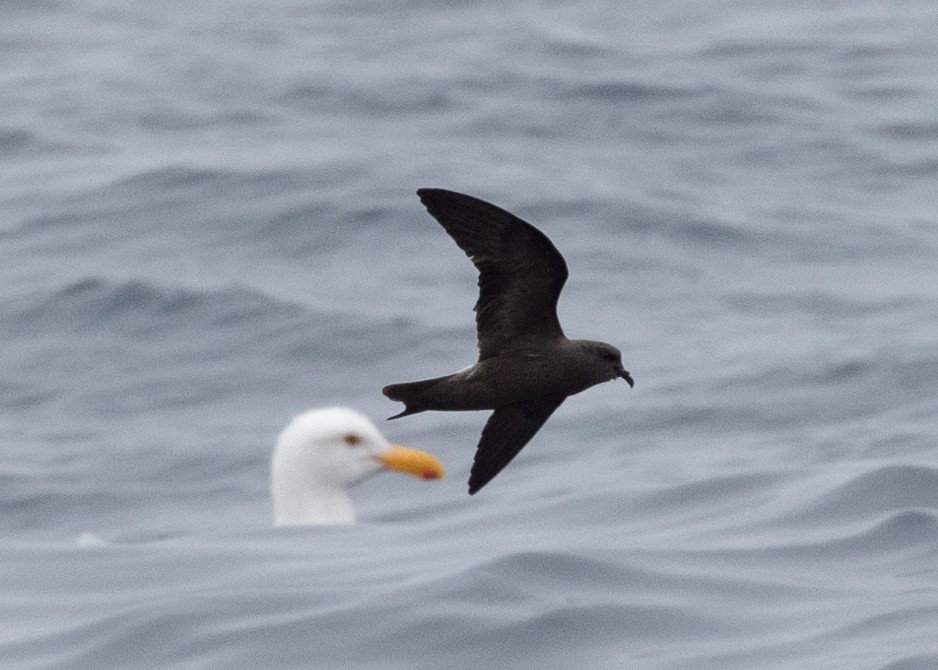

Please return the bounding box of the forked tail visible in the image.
[382,375,450,420]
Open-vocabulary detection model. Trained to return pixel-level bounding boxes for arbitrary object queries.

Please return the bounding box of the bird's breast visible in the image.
[471,353,571,403]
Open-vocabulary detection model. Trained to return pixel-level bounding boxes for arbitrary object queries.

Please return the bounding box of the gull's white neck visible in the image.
[272,473,356,526]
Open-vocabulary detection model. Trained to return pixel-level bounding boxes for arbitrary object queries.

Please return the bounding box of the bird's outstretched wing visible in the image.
[468,400,565,494]
[417,188,568,360]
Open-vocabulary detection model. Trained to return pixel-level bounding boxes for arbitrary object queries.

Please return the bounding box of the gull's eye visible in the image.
[343,433,364,447]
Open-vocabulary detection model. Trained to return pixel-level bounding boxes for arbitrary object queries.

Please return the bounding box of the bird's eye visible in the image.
[343,433,363,447]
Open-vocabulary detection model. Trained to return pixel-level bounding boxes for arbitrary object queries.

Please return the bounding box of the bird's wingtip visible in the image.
[467,470,493,495]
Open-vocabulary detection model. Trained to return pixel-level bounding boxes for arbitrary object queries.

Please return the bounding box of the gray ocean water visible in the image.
[3,0,938,667]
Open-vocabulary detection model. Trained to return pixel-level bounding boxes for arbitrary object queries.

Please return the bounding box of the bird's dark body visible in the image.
[384,339,625,415]
[384,188,633,494]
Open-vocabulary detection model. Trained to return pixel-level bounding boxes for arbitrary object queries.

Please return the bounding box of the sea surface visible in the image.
[2,0,938,668]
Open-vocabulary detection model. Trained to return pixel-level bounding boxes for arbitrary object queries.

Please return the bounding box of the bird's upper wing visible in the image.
[468,399,565,494]
[417,188,568,360]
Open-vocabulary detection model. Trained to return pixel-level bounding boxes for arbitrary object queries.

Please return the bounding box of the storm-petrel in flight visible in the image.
[383,188,633,494]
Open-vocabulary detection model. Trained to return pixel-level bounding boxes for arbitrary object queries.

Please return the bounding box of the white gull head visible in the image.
[270,407,445,526]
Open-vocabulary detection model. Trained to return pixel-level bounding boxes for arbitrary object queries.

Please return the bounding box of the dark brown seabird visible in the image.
[383,188,634,495]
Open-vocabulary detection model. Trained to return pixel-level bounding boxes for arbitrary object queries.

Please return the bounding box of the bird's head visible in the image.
[271,407,445,525]
[584,341,634,388]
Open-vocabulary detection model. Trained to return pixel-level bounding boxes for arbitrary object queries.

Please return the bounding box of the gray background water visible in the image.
[2,0,938,667]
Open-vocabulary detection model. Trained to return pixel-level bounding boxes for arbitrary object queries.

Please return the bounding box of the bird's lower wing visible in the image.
[468,400,565,495]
